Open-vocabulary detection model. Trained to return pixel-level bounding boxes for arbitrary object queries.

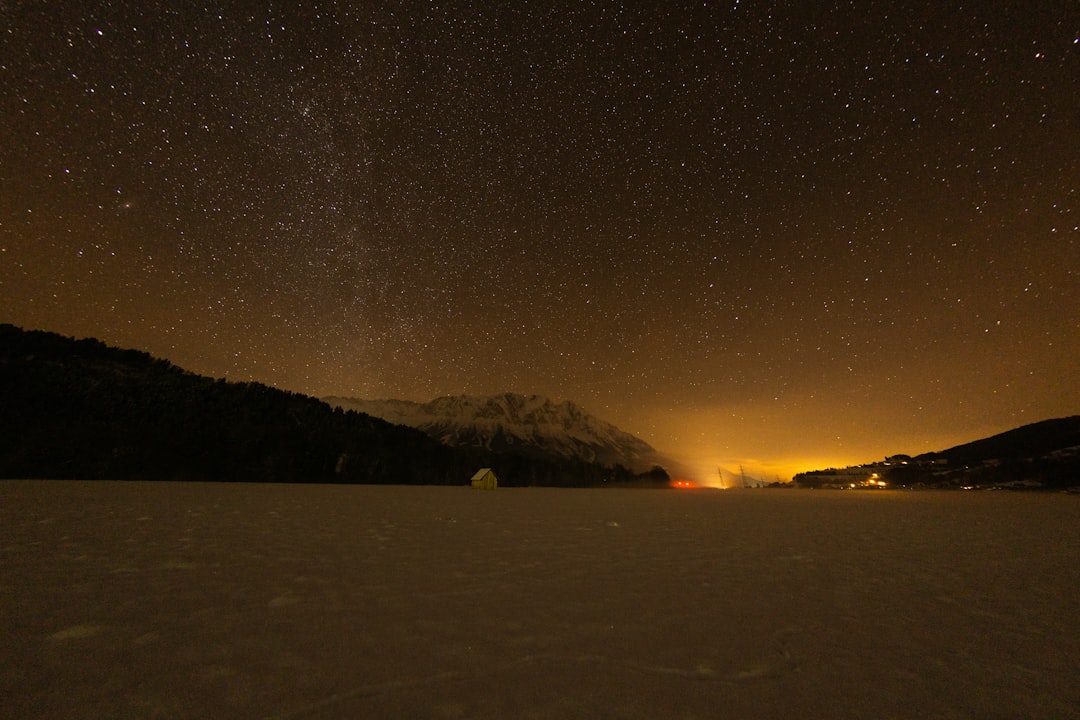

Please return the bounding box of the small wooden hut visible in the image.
[470,468,498,490]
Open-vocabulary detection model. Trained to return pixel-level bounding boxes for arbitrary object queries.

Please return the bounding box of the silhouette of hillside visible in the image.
[0,325,669,487]
[918,416,1080,466]
[795,416,1080,490]
[0,325,471,483]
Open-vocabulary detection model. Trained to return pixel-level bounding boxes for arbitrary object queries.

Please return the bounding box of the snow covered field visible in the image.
[2,481,1078,719]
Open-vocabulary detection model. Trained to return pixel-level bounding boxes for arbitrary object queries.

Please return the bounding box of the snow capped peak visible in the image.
[324,392,668,472]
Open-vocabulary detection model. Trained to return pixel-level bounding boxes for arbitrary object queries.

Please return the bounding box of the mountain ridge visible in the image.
[324,392,672,473]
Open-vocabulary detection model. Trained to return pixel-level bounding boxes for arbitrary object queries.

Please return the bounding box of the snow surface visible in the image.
[2,481,1078,719]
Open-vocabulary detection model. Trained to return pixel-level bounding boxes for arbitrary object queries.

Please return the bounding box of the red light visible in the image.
[670,480,698,489]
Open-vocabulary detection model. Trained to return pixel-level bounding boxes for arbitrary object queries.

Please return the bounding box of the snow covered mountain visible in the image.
[324,393,668,472]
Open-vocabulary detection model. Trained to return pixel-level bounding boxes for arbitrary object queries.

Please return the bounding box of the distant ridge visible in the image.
[920,416,1080,466]
[324,393,672,474]
[795,415,1080,490]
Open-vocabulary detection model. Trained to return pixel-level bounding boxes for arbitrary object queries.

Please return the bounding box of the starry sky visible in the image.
[2,1,1078,483]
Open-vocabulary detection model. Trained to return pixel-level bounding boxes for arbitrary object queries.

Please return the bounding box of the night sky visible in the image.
[3,2,1078,483]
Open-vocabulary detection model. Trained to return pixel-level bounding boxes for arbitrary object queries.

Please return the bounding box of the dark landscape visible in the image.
[2,327,1077,717]
[4,324,1077,491]
[0,325,670,488]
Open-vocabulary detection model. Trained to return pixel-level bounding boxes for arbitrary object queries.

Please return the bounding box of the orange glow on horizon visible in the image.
[631,398,988,489]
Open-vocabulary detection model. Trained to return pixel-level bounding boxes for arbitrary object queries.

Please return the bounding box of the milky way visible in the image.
[2,2,1078,481]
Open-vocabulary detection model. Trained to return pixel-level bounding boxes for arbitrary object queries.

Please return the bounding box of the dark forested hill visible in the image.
[0,325,669,487]
[918,416,1080,467]
[795,415,1080,490]
[0,325,469,483]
